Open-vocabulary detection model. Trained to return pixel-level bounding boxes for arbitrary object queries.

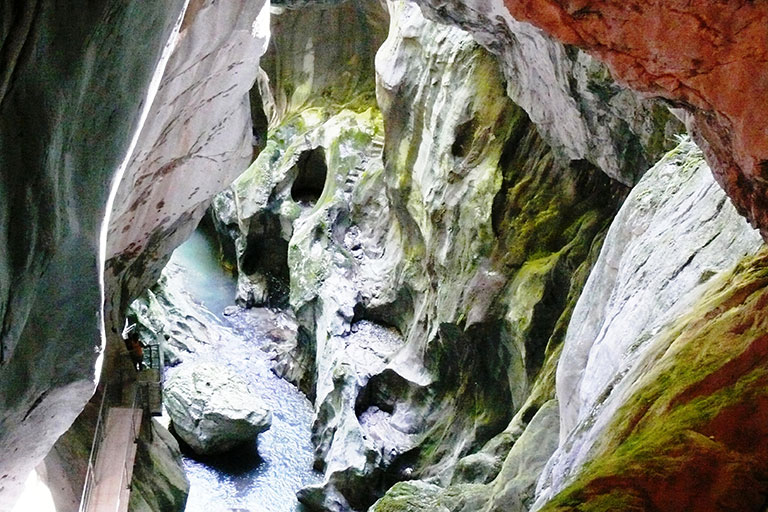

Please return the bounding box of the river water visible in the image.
[166,227,321,512]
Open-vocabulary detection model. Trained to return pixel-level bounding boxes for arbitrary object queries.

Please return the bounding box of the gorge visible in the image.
[1,1,768,511]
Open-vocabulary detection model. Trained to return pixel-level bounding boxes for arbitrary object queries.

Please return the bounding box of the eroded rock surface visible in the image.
[213,0,677,508]
[412,0,682,185]
[0,2,186,506]
[105,0,270,334]
[38,2,272,503]
[164,362,272,455]
[437,0,768,238]
[6,0,767,511]
[534,138,763,508]
[538,247,768,511]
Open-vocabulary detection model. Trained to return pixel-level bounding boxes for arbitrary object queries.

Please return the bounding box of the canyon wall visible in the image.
[104,0,270,340]
[1,0,767,511]
[532,139,765,512]
[414,0,768,240]
[214,0,683,509]
[219,1,768,511]
[0,3,186,508]
[40,1,272,510]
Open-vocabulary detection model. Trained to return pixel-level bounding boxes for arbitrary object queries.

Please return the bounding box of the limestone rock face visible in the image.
[411,0,682,186]
[369,0,621,488]
[533,138,763,507]
[215,0,679,508]
[495,0,768,239]
[536,249,768,511]
[105,0,270,333]
[369,480,448,512]
[164,362,272,455]
[0,2,185,507]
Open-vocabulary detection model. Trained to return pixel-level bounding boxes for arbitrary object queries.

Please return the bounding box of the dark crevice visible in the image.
[291,147,327,205]
[351,298,409,336]
[451,118,478,158]
[240,210,290,307]
[22,389,49,422]
[249,81,268,155]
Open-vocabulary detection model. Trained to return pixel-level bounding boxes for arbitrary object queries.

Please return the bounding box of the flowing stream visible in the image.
[166,227,321,512]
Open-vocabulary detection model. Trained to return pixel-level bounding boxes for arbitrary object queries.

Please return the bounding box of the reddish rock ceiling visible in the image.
[502,0,768,238]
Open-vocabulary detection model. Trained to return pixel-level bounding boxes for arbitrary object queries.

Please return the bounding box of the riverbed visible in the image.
[166,227,321,512]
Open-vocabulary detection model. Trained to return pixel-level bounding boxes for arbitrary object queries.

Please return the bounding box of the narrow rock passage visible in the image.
[165,228,321,512]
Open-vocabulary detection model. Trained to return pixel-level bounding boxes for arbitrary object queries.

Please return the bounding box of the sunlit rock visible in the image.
[533,138,763,507]
[164,362,272,455]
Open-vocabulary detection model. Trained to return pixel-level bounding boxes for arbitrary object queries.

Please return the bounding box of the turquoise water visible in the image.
[168,227,321,512]
[166,228,237,316]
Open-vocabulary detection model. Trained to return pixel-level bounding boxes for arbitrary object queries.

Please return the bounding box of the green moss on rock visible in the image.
[543,249,768,512]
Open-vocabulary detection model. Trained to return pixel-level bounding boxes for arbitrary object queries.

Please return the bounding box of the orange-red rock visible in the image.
[502,0,768,237]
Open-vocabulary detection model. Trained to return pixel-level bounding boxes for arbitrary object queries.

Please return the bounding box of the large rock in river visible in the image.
[164,363,272,455]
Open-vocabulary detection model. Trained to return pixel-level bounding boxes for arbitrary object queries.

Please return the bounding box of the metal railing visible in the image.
[78,384,151,511]
[77,340,165,511]
[144,343,162,375]
[77,384,110,512]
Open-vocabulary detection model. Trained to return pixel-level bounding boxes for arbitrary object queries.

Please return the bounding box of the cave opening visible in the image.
[249,81,269,157]
[452,118,478,158]
[290,147,328,205]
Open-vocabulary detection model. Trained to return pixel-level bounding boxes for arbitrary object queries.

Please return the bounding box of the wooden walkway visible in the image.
[78,341,164,512]
[83,408,143,512]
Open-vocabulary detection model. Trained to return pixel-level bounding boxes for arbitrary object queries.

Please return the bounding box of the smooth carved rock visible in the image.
[535,138,763,506]
[0,2,186,507]
[497,0,768,238]
[536,249,768,511]
[412,0,682,186]
[105,0,270,332]
[224,0,627,508]
[164,363,272,455]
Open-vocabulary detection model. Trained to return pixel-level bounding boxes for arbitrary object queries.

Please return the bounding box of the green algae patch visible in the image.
[543,249,768,512]
[370,481,489,512]
[370,481,446,512]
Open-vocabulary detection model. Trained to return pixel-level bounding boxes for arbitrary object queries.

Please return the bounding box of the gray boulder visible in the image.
[164,363,271,455]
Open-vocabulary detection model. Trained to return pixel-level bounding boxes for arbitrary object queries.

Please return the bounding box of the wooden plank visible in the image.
[85,408,143,512]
